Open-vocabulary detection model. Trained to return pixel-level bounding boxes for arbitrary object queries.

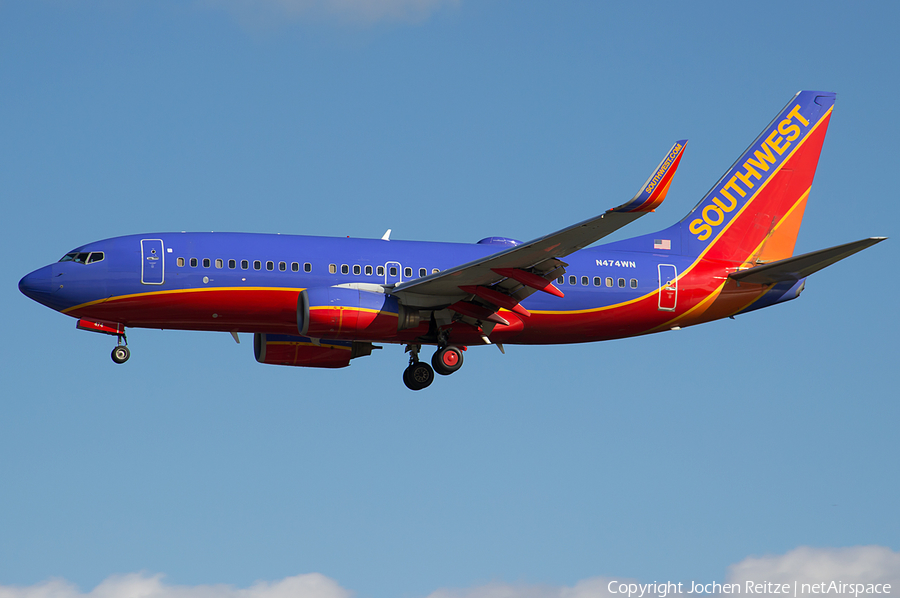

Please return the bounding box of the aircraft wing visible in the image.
[728,237,886,285]
[392,140,687,311]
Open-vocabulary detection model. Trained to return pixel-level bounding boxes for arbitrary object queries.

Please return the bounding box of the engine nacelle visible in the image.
[297,287,419,341]
[254,333,373,369]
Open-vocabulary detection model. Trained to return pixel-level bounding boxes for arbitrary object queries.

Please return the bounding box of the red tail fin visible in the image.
[681,91,835,267]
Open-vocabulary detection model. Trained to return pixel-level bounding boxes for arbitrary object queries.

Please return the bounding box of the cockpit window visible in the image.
[59,252,90,264]
[87,252,105,264]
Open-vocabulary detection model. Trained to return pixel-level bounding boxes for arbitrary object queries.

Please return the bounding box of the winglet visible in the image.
[613,140,687,213]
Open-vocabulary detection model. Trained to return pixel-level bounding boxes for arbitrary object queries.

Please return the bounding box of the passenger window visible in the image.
[581,276,589,286]
[228,259,236,269]
[329,264,337,274]
[377,266,385,276]
[291,262,299,272]
[177,257,185,267]
[241,260,249,270]
[341,264,349,275]
[606,277,614,287]
[630,278,638,288]
[569,275,577,285]
[266,261,274,271]
[304,263,312,273]
[419,268,427,278]
[353,265,361,275]
[404,267,412,277]
[87,252,105,264]
[203,258,210,268]
[432,268,440,274]
[618,278,626,288]
[365,265,373,276]
[279,261,286,271]
[190,258,198,267]
[593,276,601,286]
[557,276,565,284]
[390,266,398,277]
[215,259,223,269]
[254,260,261,270]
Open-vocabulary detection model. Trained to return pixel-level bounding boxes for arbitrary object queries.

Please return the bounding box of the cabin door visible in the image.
[141,239,165,285]
[384,261,402,286]
[658,264,677,311]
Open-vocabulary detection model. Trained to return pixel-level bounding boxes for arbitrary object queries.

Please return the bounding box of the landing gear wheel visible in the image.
[432,346,463,376]
[111,345,130,364]
[403,361,435,391]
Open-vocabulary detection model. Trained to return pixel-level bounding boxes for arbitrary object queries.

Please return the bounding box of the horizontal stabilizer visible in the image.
[728,237,886,284]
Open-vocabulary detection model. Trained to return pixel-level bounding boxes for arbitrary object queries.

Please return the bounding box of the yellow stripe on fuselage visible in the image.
[529,286,659,316]
[61,286,307,314]
[647,279,730,333]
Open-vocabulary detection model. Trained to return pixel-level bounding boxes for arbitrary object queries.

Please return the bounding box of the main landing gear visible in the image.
[432,345,463,376]
[111,335,130,364]
[402,344,465,390]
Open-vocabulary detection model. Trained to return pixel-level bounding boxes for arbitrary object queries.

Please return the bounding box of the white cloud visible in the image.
[1,547,898,598]
[423,577,624,598]
[0,573,351,598]
[727,545,900,586]
[424,547,900,598]
[199,0,460,26]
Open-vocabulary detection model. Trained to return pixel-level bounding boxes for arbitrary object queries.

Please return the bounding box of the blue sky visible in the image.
[1,1,898,597]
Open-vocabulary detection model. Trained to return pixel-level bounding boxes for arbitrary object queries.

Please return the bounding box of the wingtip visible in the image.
[613,139,687,213]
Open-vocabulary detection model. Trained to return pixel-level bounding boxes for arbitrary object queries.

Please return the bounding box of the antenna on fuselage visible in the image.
[381,229,391,241]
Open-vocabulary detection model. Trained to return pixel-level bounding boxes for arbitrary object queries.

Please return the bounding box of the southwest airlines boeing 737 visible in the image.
[19,91,886,390]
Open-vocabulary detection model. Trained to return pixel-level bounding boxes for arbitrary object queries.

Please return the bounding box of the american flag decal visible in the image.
[654,239,671,250]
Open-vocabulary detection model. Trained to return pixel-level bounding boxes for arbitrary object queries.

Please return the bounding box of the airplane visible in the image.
[19,90,886,390]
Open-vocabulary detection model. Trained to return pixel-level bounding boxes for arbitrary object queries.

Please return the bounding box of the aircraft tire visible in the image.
[404,362,434,390]
[111,346,130,364]
[432,346,463,376]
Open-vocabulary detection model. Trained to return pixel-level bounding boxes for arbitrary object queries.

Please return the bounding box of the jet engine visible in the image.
[254,333,374,369]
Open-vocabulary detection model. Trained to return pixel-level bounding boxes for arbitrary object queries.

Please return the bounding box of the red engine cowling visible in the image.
[297,287,419,341]
[254,333,373,369]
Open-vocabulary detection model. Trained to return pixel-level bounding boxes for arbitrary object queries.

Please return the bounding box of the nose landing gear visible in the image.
[111,335,130,364]
[75,319,131,364]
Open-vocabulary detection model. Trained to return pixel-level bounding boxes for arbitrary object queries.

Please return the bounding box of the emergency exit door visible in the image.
[658,264,677,311]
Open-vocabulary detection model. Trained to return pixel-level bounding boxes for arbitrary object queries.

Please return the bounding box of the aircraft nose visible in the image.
[19,265,57,306]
